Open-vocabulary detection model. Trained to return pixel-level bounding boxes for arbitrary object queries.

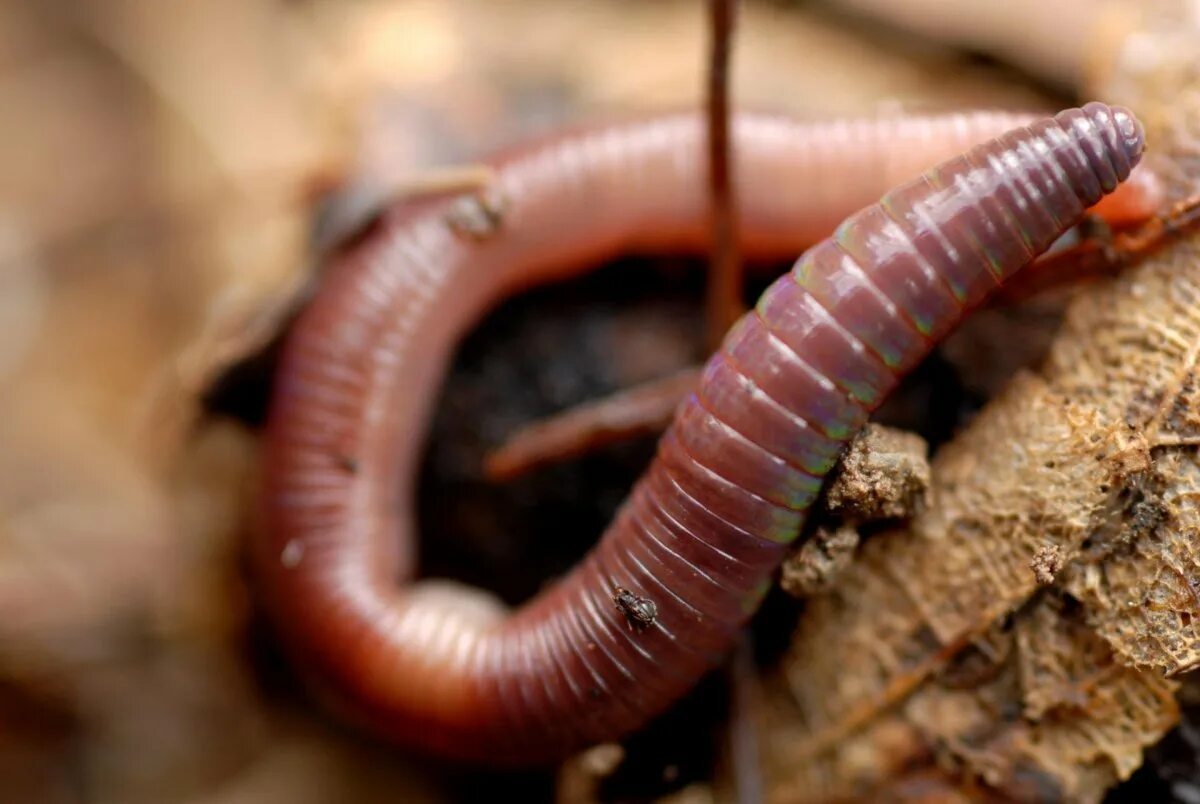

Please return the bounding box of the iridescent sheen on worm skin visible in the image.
[257,105,1150,764]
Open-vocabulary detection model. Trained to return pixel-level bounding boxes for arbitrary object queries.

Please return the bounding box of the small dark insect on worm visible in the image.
[612,586,658,631]
[258,106,1152,764]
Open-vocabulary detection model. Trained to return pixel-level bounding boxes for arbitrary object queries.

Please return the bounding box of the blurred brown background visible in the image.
[0,1,1152,802]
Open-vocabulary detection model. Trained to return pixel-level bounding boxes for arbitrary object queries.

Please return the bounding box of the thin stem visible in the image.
[726,634,764,804]
[483,369,700,481]
[706,0,742,351]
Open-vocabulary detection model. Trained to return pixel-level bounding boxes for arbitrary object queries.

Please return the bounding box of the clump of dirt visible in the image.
[824,423,931,522]
[780,524,861,598]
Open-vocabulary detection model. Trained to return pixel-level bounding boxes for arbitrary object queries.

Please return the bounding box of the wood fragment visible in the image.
[705,0,743,349]
[483,369,699,482]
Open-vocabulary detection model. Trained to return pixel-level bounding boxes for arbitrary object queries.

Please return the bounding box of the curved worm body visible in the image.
[259,106,1147,763]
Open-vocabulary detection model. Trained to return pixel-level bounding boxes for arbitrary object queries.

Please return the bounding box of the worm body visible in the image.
[259,107,1147,763]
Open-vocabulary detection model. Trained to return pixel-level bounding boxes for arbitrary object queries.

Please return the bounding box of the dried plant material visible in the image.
[909,598,1175,802]
[768,375,1168,798]
[782,374,1143,749]
[1060,394,1200,675]
[314,164,497,255]
[0,46,151,248]
[822,0,1142,90]
[1032,0,1200,678]
[940,291,1071,399]
[1038,237,1200,672]
[780,525,860,598]
[0,414,275,804]
[75,0,335,185]
[1030,544,1066,586]
[766,595,1178,803]
[0,392,178,686]
[445,189,510,242]
[484,369,701,482]
[765,5,1200,799]
[180,723,445,804]
[762,689,935,804]
[655,784,716,804]
[823,423,930,521]
[556,744,624,804]
[0,0,340,473]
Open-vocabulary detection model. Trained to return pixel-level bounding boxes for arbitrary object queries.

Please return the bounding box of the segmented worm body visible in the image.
[259,106,1148,763]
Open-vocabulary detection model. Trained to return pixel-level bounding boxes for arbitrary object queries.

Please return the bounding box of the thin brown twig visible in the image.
[726,634,765,804]
[706,0,743,351]
[482,0,744,483]
[482,369,700,482]
[994,194,1200,305]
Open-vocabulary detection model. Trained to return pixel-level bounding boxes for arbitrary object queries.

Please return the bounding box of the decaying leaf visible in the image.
[767,592,1178,803]
[765,3,1200,799]
[781,374,1146,751]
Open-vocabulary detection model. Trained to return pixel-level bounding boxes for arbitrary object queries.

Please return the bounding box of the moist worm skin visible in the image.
[258,106,1147,764]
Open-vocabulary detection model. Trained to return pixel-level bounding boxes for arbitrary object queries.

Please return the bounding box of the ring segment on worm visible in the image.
[258,104,1152,764]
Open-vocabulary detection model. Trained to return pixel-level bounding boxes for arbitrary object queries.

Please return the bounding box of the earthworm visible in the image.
[258,105,1150,764]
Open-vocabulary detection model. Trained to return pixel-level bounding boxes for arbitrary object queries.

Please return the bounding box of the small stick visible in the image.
[482,369,700,482]
[995,194,1200,305]
[725,634,765,804]
[706,0,743,350]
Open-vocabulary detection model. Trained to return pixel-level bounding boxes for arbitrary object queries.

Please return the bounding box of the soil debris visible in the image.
[823,423,930,522]
[1030,544,1066,586]
[780,524,860,598]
